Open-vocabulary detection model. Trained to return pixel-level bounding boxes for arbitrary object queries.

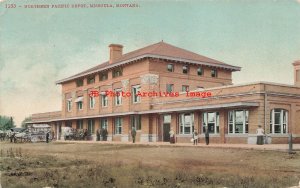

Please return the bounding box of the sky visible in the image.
[0,0,300,126]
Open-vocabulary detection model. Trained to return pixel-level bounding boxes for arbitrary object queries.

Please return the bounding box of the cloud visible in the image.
[0,42,105,126]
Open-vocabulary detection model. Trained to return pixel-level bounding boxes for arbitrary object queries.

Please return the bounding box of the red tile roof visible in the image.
[56,41,240,84]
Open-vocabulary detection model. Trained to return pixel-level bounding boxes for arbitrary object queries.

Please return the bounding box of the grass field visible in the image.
[0,142,300,188]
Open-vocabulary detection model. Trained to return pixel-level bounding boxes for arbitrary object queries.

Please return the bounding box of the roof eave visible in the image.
[55,54,241,84]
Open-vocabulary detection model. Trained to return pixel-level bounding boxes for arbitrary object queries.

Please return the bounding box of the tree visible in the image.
[21,116,32,128]
[0,115,16,130]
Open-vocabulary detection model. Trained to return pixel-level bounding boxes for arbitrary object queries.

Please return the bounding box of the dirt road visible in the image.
[1,142,300,187]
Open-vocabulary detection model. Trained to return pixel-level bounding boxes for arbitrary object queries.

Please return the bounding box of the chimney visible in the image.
[293,60,300,87]
[109,44,123,64]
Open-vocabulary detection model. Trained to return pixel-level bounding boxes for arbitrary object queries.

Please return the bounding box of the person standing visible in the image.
[193,129,198,145]
[169,128,175,144]
[131,127,136,143]
[101,127,108,141]
[96,128,100,141]
[46,131,50,143]
[83,129,88,140]
[205,127,209,145]
[256,125,265,145]
[10,129,14,143]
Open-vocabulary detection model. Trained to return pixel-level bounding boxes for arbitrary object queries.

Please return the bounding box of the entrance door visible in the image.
[163,123,170,142]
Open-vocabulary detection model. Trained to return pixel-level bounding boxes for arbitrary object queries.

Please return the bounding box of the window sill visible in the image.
[265,134,290,137]
[226,134,249,138]
[199,134,220,137]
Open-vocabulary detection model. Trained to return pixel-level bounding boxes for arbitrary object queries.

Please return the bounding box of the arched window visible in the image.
[270,109,288,134]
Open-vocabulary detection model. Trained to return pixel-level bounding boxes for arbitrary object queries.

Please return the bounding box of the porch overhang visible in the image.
[140,102,260,114]
[29,102,259,124]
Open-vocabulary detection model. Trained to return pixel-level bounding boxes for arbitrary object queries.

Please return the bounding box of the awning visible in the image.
[75,96,83,103]
[67,98,72,101]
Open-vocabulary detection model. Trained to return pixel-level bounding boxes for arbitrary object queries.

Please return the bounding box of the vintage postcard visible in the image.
[0,0,300,187]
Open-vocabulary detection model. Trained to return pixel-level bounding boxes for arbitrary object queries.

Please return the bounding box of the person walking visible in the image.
[256,125,265,145]
[131,127,136,143]
[205,128,209,145]
[192,129,198,145]
[169,128,175,144]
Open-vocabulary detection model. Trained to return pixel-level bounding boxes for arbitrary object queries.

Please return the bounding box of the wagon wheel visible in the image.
[31,136,38,143]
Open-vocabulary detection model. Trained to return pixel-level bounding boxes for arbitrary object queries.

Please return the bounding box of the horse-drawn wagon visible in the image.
[62,127,88,140]
[4,124,52,143]
[28,124,52,142]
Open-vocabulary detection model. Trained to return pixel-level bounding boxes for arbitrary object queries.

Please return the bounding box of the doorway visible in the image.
[160,114,171,142]
[163,123,170,142]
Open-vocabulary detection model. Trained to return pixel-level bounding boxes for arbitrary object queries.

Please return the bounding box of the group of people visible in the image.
[169,128,210,145]
[168,125,265,145]
[96,127,108,141]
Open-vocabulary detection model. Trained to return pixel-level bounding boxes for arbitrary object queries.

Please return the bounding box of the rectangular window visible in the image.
[197,67,203,76]
[89,97,95,109]
[88,119,95,134]
[163,115,171,123]
[114,88,122,106]
[76,79,84,87]
[202,112,219,134]
[87,75,95,84]
[99,72,108,81]
[75,96,83,110]
[76,120,83,129]
[101,118,108,129]
[130,115,141,130]
[101,92,108,107]
[67,99,72,112]
[211,69,218,77]
[166,84,174,92]
[112,67,123,78]
[114,117,122,134]
[182,65,189,74]
[167,64,174,72]
[228,110,249,134]
[132,85,141,103]
[77,101,83,110]
[182,85,189,92]
[179,113,194,134]
[270,109,288,134]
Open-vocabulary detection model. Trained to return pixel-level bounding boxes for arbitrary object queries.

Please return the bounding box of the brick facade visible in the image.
[29,42,300,144]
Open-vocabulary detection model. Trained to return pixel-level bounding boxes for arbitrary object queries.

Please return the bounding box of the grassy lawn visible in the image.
[0,142,300,188]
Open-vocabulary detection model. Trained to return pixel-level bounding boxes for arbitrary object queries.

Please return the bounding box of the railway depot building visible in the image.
[29,42,300,144]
